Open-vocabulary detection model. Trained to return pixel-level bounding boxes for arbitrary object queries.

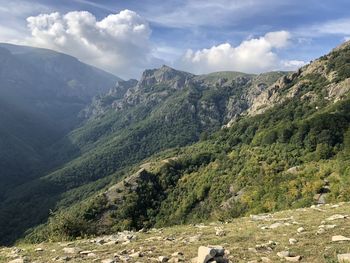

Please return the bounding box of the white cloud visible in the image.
[296,18,350,38]
[344,36,350,42]
[25,10,161,79]
[316,18,350,35]
[177,31,304,74]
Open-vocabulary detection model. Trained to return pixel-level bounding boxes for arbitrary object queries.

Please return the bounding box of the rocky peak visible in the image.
[138,65,194,90]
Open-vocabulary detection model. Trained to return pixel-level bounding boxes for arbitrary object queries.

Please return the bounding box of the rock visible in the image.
[130,252,141,258]
[35,247,44,252]
[332,235,350,242]
[87,253,97,257]
[297,227,305,233]
[316,228,326,235]
[277,251,290,258]
[261,257,272,262]
[326,214,348,221]
[101,259,116,263]
[289,238,298,244]
[338,253,350,262]
[158,256,169,262]
[285,255,302,262]
[197,246,218,263]
[215,227,225,236]
[63,247,82,254]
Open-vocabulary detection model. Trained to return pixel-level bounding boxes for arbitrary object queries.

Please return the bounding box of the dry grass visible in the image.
[1,202,350,262]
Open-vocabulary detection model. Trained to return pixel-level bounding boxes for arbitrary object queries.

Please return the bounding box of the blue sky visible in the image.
[0,0,349,79]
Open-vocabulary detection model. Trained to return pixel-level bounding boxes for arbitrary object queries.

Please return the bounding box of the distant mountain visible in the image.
[0,43,121,194]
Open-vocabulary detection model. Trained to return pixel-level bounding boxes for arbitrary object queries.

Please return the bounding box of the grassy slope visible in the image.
[2,202,350,262]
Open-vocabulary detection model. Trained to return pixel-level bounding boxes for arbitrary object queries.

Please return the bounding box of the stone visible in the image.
[289,238,298,244]
[277,251,290,258]
[326,214,348,221]
[101,259,115,263]
[261,257,271,262]
[332,235,350,242]
[87,253,97,257]
[338,253,350,262]
[297,227,305,233]
[197,246,218,263]
[130,252,141,258]
[215,228,225,236]
[158,256,169,262]
[316,228,326,235]
[35,247,44,252]
[285,255,302,262]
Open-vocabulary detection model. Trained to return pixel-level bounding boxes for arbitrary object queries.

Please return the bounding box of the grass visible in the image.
[1,202,350,262]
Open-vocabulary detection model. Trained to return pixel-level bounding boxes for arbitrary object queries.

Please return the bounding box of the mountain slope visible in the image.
[0,44,123,243]
[24,41,350,243]
[0,62,285,244]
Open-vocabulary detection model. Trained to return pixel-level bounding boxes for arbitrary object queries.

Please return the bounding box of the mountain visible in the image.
[2,41,350,247]
[0,58,285,244]
[20,40,350,244]
[0,44,120,200]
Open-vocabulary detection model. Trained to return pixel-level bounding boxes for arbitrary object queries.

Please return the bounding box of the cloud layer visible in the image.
[177,31,305,74]
[26,9,159,79]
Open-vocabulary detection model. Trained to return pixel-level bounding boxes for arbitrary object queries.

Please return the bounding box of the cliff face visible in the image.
[249,40,350,115]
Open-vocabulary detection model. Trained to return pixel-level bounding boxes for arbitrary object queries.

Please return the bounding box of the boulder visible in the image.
[197,246,225,263]
[197,246,217,263]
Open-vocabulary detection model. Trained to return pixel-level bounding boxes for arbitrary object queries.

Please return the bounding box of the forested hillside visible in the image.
[0,56,284,244]
[18,41,350,244]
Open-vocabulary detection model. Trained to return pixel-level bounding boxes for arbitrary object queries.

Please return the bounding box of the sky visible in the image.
[0,0,350,79]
